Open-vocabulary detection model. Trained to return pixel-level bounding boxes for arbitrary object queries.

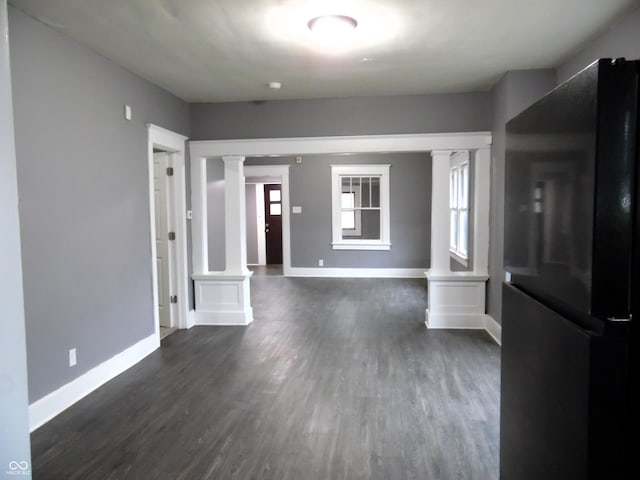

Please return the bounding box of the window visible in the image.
[450,162,469,259]
[331,165,390,250]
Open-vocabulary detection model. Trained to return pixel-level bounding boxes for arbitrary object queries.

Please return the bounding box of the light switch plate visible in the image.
[292,206,302,213]
[69,348,77,367]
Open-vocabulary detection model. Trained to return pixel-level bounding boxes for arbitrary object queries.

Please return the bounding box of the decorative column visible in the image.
[425,149,490,330]
[223,156,250,275]
[192,155,253,326]
[429,150,453,274]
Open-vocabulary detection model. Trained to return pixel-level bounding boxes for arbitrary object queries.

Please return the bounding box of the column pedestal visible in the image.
[192,273,253,326]
[425,272,489,329]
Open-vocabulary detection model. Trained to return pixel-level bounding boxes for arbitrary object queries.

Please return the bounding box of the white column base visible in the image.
[192,273,254,326]
[425,271,489,330]
[426,311,490,329]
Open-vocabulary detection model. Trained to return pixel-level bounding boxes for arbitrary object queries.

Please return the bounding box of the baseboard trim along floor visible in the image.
[29,332,159,431]
[287,267,426,278]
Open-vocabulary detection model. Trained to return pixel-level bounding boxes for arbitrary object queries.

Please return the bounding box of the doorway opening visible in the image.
[244,165,291,277]
[153,149,176,338]
[264,183,283,266]
[245,180,283,276]
[147,124,190,341]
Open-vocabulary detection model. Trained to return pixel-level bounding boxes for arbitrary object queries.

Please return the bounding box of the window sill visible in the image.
[449,250,468,267]
[332,242,391,251]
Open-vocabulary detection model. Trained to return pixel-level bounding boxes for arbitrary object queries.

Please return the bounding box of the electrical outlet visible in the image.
[69,348,77,367]
[124,104,132,120]
[319,259,324,267]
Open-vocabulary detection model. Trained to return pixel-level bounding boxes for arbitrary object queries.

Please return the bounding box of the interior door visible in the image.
[264,184,283,264]
[153,152,171,327]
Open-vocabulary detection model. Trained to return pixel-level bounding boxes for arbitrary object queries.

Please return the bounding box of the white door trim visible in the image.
[244,166,291,275]
[255,183,266,265]
[147,124,191,334]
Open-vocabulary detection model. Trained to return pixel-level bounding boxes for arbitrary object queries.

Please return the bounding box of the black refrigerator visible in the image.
[501,58,639,480]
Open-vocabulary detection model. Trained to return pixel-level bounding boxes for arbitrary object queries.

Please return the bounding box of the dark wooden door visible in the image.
[264,184,283,264]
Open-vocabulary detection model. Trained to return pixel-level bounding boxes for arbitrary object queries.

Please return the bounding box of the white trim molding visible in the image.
[29,333,159,431]
[288,267,425,278]
[189,132,492,157]
[147,124,192,331]
[330,164,391,251]
[485,315,502,345]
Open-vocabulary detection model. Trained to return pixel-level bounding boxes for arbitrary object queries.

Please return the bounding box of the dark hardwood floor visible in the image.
[31,277,500,479]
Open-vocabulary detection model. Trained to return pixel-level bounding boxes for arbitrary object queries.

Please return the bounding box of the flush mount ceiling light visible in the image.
[266,2,398,55]
[307,14,358,35]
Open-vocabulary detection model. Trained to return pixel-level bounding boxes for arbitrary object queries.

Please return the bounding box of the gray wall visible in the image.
[191,92,491,140]
[487,70,557,325]
[9,7,190,402]
[0,0,31,474]
[245,152,431,269]
[557,7,640,83]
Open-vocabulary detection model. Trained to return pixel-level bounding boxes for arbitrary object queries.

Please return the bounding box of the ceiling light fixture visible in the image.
[307,15,358,36]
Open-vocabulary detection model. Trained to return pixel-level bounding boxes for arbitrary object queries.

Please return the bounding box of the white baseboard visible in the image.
[185,309,196,329]
[29,333,159,432]
[194,309,254,326]
[485,315,502,345]
[425,310,487,329]
[287,267,426,278]
[425,311,502,346]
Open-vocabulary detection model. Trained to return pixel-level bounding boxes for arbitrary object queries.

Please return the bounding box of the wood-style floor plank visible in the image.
[31,277,500,479]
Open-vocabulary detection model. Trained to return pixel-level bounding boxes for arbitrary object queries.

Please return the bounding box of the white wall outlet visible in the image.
[186,209,193,220]
[318,259,324,267]
[69,348,77,367]
[505,271,512,282]
[292,206,302,214]
[124,104,132,120]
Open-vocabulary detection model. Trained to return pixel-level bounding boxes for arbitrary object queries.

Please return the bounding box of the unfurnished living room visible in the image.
[2,1,640,479]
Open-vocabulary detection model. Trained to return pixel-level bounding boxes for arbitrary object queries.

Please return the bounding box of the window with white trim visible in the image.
[331,165,391,250]
[450,161,469,259]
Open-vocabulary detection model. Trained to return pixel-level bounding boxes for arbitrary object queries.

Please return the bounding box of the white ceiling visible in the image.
[9,0,640,102]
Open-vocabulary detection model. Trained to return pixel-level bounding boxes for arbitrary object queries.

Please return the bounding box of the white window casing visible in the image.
[331,164,391,250]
